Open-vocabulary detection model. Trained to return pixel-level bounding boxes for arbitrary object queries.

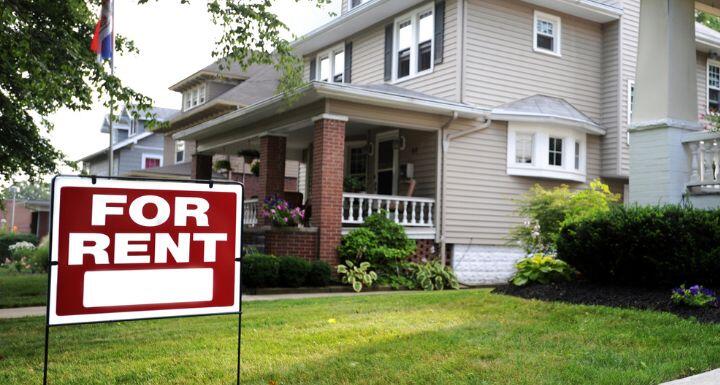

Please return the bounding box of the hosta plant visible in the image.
[671,285,718,308]
[511,253,575,286]
[337,261,378,293]
[408,261,460,291]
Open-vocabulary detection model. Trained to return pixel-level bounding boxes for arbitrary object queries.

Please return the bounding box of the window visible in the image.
[175,141,185,164]
[574,141,580,170]
[349,0,369,10]
[129,118,138,135]
[708,61,720,112]
[533,11,561,56]
[142,154,162,169]
[183,84,207,111]
[515,133,533,164]
[627,80,635,124]
[316,45,345,83]
[393,5,434,81]
[346,143,368,188]
[549,137,563,166]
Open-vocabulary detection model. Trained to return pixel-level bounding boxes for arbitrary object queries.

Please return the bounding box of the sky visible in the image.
[48,0,340,168]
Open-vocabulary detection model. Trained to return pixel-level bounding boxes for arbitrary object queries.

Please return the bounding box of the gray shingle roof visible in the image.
[215,64,280,105]
[491,94,605,135]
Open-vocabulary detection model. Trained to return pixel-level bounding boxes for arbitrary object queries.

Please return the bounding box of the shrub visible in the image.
[407,261,460,291]
[0,233,38,261]
[511,253,575,286]
[242,254,279,288]
[510,180,620,254]
[671,285,717,308]
[338,211,415,266]
[558,205,720,286]
[305,260,332,287]
[337,261,377,292]
[30,238,50,273]
[277,256,311,287]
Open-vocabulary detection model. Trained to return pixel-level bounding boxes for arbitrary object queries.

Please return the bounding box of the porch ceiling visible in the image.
[698,1,720,16]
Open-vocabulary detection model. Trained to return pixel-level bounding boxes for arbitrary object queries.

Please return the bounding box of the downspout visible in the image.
[439,113,492,265]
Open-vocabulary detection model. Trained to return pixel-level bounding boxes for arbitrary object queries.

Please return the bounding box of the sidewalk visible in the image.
[0,290,394,320]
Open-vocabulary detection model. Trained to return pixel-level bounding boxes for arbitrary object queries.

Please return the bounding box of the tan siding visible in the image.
[463,0,604,121]
[399,129,437,198]
[698,51,708,118]
[619,0,640,176]
[600,20,621,176]
[443,120,601,245]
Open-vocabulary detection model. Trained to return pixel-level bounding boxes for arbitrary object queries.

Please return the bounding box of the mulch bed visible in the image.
[493,282,720,324]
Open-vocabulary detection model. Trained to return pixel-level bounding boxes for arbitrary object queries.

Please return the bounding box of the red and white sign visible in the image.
[48,176,243,325]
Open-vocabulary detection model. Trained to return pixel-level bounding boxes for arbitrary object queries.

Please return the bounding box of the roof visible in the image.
[173,81,489,142]
[491,95,605,135]
[214,65,280,105]
[169,60,271,92]
[122,162,227,180]
[101,105,178,133]
[79,131,155,161]
[696,22,720,52]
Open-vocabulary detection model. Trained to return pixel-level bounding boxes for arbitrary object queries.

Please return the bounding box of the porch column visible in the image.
[258,135,286,203]
[191,154,213,180]
[629,0,701,204]
[311,114,347,266]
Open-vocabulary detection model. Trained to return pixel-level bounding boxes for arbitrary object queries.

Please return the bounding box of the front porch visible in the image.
[179,82,485,265]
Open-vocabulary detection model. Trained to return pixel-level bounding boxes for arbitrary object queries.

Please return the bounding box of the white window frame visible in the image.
[141,153,163,170]
[533,11,561,57]
[548,136,564,167]
[392,3,435,83]
[348,0,369,11]
[175,141,186,164]
[183,84,207,111]
[707,59,720,113]
[507,122,586,183]
[627,79,635,125]
[345,140,368,183]
[514,132,535,165]
[315,44,346,84]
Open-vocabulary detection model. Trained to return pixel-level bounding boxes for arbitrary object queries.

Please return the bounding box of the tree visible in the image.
[697,11,720,32]
[1,181,51,201]
[0,0,329,181]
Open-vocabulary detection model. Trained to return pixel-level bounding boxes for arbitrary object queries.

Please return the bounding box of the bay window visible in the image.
[515,133,534,164]
[393,5,434,82]
[507,122,586,182]
[548,137,563,167]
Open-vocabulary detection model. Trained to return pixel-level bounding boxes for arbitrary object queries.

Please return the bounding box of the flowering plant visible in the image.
[671,285,718,308]
[260,196,305,227]
[701,112,720,133]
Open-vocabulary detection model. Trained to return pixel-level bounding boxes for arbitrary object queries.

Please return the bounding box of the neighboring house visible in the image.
[168,0,720,284]
[80,105,178,176]
[0,200,50,238]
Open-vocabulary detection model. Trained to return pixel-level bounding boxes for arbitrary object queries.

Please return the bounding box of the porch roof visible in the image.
[173,81,488,142]
[490,94,606,135]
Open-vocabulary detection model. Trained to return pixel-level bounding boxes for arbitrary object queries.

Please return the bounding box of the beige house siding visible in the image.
[600,20,621,177]
[399,129,437,199]
[619,0,640,176]
[443,119,602,245]
[698,51,708,119]
[463,0,604,122]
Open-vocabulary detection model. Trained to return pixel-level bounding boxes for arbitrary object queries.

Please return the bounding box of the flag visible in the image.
[90,0,113,61]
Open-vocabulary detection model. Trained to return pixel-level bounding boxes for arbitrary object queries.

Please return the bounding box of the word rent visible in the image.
[69,194,227,265]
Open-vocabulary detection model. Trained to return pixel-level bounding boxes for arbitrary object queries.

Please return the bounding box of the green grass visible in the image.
[0,271,47,308]
[1,290,720,384]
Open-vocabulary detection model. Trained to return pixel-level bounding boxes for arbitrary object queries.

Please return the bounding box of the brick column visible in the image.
[311,115,347,266]
[191,154,213,180]
[259,135,286,204]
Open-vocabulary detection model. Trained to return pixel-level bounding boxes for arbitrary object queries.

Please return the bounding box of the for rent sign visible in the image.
[47,176,243,325]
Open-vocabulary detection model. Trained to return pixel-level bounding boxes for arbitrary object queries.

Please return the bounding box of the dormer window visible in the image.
[183,84,207,111]
[533,11,561,57]
[393,4,434,82]
[316,44,346,83]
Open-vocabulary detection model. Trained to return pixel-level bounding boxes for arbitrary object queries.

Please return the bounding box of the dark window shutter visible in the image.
[384,24,393,81]
[309,59,317,81]
[434,0,445,65]
[344,42,353,83]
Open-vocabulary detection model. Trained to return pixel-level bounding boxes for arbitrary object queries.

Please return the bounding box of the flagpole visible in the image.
[107,0,115,176]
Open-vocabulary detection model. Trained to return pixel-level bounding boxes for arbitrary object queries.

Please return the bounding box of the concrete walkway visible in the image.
[0,290,394,319]
[660,369,720,385]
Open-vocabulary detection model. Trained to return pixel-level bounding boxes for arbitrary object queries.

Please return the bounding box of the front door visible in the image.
[375,131,398,195]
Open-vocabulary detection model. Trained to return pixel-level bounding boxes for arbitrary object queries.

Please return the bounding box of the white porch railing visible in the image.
[342,193,435,227]
[685,132,720,192]
[243,198,259,226]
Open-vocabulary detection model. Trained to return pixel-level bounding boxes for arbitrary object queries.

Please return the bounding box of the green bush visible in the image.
[305,260,331,287]
[338,211,415,266]
[277,256,311,288]
[510,180,620,254]
[0,233,38,261]
[30,238,49,273]
[337,261,377,292]
[511,254,575,286]
[407,261,460,291]
[242,254,279,288]
[558,205,720,287]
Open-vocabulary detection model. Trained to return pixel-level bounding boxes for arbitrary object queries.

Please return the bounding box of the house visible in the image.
[0,200,50,238]
[80,105,178,176]
[168,0,720,285]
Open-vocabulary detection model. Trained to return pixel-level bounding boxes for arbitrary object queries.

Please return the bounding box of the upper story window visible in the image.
[175,141,185,164]
[129,118,138,135]
[627,80,635,124]
[533,11,561,57]
[393,5,434,82]
[316,44,346,83]
[708,60,720,112]
[349,0,369,10]
[507,123,586,183]
[183,84,207,111]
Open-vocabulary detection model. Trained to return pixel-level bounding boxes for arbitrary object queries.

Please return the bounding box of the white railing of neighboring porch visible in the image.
[342,193,435,227]
[243,198,259,226]
[685,132,720,191]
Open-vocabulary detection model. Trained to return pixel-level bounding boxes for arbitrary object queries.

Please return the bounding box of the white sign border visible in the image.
[47,175,243,326]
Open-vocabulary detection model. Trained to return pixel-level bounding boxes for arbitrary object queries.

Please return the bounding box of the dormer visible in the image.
[169,62,248,112]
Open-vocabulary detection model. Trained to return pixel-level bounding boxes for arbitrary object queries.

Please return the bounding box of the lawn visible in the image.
[1,289,720,385]
[0,271,47,308]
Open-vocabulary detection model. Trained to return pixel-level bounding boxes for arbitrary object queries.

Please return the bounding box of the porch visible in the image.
[178,82,486,265]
